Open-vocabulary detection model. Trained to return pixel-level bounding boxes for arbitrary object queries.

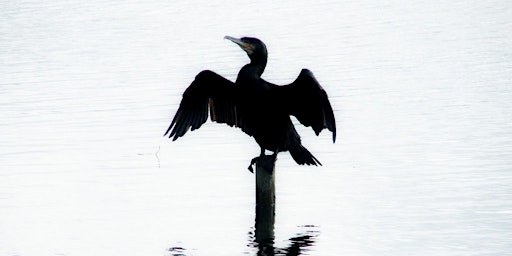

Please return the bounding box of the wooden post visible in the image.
[255,156,276,245]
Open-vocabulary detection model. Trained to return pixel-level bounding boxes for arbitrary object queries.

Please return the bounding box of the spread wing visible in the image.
[272,69,336,142]
[164,70,244,141]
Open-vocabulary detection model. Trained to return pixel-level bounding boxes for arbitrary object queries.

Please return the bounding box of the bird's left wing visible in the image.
[164,70,241,141]
[271,69,336,142]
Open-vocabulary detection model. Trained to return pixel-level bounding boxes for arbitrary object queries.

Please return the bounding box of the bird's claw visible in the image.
[248,156,260,173]
[247,154,278,173]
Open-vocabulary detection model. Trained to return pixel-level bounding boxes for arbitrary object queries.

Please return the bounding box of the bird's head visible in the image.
[225,36,267,62]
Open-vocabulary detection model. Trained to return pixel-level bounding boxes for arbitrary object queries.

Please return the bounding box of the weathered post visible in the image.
[254,156,276,245]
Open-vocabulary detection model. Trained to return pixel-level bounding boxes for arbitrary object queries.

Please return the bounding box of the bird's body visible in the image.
[165,36,336,170]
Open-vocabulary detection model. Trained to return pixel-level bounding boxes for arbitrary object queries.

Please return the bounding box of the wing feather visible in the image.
[273,69,336,142]
[164,70,244,140]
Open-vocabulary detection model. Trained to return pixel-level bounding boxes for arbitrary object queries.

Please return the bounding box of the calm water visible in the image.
[1,0,512,255]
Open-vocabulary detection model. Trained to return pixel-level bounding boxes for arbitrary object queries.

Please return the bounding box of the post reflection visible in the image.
[249,224,319,256]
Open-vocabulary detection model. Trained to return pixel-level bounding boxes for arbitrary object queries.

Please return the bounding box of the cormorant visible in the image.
[164,36,336,172]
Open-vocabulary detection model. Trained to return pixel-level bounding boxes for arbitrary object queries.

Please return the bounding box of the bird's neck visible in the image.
[240,55,267,79]
[250,54,267,75]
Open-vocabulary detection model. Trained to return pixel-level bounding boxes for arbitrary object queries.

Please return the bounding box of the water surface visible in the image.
[1,0,512,255]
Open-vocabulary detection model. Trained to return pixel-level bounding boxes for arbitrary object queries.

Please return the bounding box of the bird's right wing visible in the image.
[272,69,336,142]
[164,70,243,141]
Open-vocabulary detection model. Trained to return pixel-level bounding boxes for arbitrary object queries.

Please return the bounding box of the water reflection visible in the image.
[248,225,319,256]
[166,225,317,256]
[168,246,187,256]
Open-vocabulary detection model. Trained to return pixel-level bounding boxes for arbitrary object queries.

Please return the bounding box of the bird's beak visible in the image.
[224,36,254,54]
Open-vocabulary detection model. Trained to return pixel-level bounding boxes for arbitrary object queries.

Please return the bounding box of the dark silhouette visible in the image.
[165,36,336,171]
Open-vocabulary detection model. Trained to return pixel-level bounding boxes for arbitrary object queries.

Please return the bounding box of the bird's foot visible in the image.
[247,154,277,173]
[248,156,260,173]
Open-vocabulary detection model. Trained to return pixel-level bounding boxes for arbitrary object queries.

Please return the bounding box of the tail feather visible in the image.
[289,144,322,166]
